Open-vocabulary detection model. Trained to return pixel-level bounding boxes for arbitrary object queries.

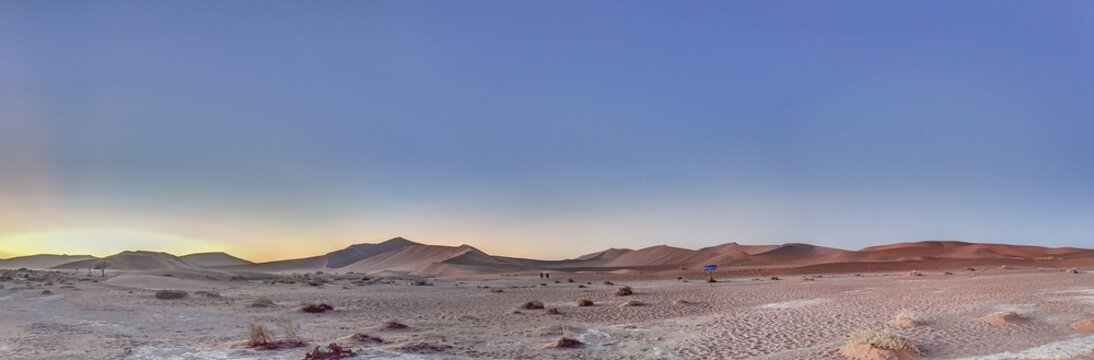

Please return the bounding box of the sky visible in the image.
[1,1,1092,261]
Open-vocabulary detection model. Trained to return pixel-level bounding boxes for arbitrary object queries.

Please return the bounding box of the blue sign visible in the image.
[703,264,718,272]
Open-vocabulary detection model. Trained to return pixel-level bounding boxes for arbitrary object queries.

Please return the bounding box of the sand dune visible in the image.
[8,238,1091,277]
[180,252,254,267]
[53,251,195,271]
[0,254,97,269]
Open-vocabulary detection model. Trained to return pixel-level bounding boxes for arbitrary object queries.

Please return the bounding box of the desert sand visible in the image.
[0,239,1092,359]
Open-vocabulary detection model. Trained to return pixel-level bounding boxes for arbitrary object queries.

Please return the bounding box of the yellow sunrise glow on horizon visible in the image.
[0,230,224,258]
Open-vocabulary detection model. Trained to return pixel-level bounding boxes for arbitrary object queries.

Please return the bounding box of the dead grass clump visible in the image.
[888,310,918,328]
[246,319,306,350]
[979,311,1027,325]
[905,270,923,277]
[770,276,780,280]
[383,320,409,329]
[619,300,645,307]
[567,278,574,283]
[303,343,357,359]
[602,280,614,285]
[840,330,920,359]
[545,307,562,315]
[301,303,334,313]
[575,299,594,307]
[614,286,633,296]
[1068,268,1081,274]
[553,336,583,348]
[195,290,221,298]
[154,290,188,300]
[488,288,504,293]
[351,333,384,343]
[999,265,1009,270]
[520,301,545,310]
[943,271,954,275]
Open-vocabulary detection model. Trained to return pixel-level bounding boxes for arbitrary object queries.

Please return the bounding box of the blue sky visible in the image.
[1,1,1092,260]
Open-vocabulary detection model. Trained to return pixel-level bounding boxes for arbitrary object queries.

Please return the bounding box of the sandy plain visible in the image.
[0,267,1091,360]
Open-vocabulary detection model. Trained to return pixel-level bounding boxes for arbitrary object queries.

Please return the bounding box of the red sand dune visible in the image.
[6,237,1090,276]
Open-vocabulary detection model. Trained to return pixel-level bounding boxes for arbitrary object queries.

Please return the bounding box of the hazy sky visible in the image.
[1,1,1092,261]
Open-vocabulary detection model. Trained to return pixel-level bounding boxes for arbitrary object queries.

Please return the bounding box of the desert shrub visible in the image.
[303,343,356,360]
[520,301,545,310]
[845,330,919,354]
[488,288,504,293]
[567,278,574,283]
[154,290,188,300]
[619,300,645,307]
[301,303,334,313]
[602,280,614,285]
[1068,268,1080,274]
[383,320,409,329]
[545,307,562,315]
[614,286,633,296]
[553,336,583,348]
[769,276,780,280]
[905,270,923,277]
[575,299,594,307]
[247,319,306,350]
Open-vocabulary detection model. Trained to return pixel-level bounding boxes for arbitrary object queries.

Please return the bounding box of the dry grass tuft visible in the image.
[845,330,919,354]
[247,319,306,350]
[383,320,409,329]
[905,270,923,277]
[575,299,594,307]
[545,307,562,315]
[619,300,645,307]
[1068,268,1080,274]
[602,280,614,285]
[888,310,918,328]
[351,333,384,343]
[614,286,634,296]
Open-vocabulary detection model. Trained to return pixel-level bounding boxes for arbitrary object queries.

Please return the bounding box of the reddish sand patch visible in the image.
[839,344,920,360]
[1071,319,1094,331]
[979,311,1027,325]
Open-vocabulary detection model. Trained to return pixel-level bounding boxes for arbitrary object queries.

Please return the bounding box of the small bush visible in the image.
[1068,268,1080,274]
[383,320,409,329]
[614,286,633,296]
[246,320,306,350]
[545,307,562,315]
[154,290,188,300]
[575,299,594,307]
[602,280,614,285]
[905,270,923,277]
[488,288,504,293]
[566,278,574,283]
[769,276,780,281]
[619,300,645,307]
[553,337,583,348]
[520,301,545,310]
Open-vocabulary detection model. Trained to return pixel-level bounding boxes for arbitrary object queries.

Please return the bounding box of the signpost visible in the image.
[703,264,718,283]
